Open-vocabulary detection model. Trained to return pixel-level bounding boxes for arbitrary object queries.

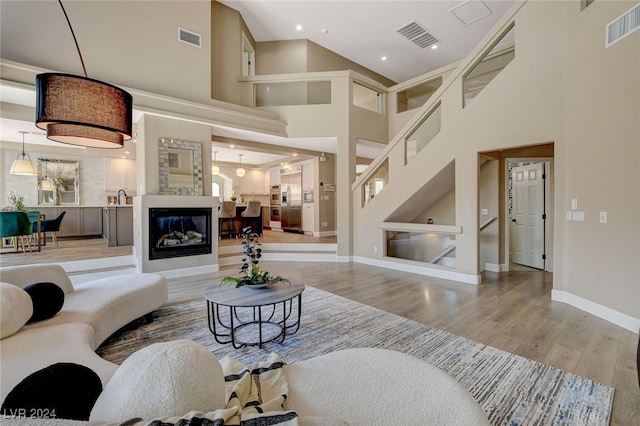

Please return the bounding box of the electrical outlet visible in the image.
[481,208,489,216]
[373,245,378,253]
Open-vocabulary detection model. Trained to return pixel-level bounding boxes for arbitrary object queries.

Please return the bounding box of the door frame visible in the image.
[505,158,554,272]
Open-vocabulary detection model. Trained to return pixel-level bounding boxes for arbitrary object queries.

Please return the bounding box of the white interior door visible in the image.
[512,163,545,269]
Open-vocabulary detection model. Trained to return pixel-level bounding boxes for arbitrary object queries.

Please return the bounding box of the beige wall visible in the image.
[256,40,308,74]
[1,1,212,104]
[558,0,640,318]
[211,1,254,104]
[306,40,396,87]
[254,39,396,88]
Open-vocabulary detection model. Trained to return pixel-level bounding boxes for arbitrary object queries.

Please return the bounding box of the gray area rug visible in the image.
[98,286,614,425]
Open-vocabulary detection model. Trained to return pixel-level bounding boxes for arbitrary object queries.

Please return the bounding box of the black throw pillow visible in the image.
[23,282,64,323]
[0,363,102,420]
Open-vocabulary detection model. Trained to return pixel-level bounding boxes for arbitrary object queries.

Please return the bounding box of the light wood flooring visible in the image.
[1,236,638,425]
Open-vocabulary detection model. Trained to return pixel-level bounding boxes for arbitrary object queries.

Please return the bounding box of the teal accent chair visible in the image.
[0,211,33,254]
[35,211,66,248]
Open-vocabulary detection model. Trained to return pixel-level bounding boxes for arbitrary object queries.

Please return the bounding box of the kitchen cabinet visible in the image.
[103,206,133,246]
[302,160,314,190]
[270,167,281,187]
[36,207,102,238]
[105,158,137,192]
[239,169,267,194]
[303,203,314,233]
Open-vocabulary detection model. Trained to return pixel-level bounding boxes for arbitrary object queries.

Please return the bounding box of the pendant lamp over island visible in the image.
[35,0,132,149]
[236,154,245,177]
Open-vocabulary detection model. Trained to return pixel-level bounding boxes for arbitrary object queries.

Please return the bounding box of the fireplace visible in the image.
[149,207,212,260]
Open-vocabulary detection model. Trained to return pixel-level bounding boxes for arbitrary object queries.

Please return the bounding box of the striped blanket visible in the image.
[126,353,298,426]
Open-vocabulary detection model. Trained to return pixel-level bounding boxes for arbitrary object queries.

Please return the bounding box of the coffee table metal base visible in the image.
[207,295,302,348]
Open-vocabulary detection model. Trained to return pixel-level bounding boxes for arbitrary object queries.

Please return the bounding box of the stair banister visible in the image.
[352,0,527,192]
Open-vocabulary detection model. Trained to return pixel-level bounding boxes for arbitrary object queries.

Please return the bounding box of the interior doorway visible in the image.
[242,33,255,77]
[508,160,552,271]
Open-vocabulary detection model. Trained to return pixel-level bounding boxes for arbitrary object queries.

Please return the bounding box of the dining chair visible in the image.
[36,211,66,248]
[0,211,33,254]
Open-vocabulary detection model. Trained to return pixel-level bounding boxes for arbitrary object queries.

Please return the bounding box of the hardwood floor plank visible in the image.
[1,237,638,425]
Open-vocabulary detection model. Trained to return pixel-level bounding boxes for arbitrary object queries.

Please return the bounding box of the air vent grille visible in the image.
[606,3,639,47]
[178,27,201,48]
[396,21,439,49]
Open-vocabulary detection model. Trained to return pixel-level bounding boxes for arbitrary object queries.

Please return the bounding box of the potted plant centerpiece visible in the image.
[220,226,290,289]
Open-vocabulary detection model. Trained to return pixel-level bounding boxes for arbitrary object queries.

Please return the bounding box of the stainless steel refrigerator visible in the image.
[281,171,302,232]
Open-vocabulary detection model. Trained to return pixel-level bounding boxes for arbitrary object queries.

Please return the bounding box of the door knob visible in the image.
[511,218,517,223]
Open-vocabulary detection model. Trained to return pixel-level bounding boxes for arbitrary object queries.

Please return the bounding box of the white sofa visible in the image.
[0,265,489,425]
[0,264,168,405]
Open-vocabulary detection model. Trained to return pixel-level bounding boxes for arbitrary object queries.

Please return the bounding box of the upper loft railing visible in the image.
[352,1,525,197]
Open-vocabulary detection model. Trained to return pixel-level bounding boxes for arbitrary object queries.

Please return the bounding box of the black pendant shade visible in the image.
[35,73,133,149]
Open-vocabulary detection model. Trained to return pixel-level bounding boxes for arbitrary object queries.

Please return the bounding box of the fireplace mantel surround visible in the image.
[134,195,219,275]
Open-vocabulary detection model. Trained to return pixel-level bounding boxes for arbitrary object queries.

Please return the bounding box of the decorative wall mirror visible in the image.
[158,137,203,196]
[37,159,80,205]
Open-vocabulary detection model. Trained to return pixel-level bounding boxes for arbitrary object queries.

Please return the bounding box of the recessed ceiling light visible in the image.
[292,153,298,157]
[431,44,438,50]
[229,144,236,148]
[296,24,302,31]
[381,56,388,61]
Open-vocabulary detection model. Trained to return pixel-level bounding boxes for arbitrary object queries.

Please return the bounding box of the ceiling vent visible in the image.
[606,3,639,47]
[396,21,439,49]
[178,27,201,48]
[448,0,492,26]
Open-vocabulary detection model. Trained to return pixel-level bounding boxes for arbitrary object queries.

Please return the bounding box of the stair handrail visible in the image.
[352,0,527,192]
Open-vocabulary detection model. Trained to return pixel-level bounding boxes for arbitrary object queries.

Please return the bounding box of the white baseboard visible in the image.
[315,230,337,237]
[354,256,481,285]
[485,263,508,272]
[552,290,640,333]
[336,255,352,263]
[157,264,219,279]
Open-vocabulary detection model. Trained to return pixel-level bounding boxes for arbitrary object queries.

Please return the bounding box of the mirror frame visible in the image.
[158,137,203,196]
[37,158,80,206]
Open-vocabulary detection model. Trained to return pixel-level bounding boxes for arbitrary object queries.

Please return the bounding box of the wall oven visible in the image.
[270,185,281,205]
[270,206,281,222]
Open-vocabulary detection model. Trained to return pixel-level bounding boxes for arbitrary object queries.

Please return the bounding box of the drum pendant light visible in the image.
[35,0,132,149]
[236,154,245,177]
[10,131,36,175]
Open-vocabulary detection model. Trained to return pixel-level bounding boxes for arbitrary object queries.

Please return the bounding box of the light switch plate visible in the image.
[571,199,578,210]
[599,211,607,223]
[481,208,489,216]
[572,211,585,222]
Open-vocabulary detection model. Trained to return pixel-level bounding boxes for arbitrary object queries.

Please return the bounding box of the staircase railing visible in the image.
[352,0,526,193]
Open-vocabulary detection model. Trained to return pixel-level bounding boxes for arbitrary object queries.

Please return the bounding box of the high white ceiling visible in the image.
[219,0,515,82]
[1,0,515,166]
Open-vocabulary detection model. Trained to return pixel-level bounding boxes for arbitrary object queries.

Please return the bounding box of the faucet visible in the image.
[117,189,127,205]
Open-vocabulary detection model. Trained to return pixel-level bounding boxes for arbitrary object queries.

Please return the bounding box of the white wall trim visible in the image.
[158,264,219,279]
[315,230,337,237]
[354,256,481,285]
[552,290,640,333]
[485,263,508,272]
[336,255,352,263]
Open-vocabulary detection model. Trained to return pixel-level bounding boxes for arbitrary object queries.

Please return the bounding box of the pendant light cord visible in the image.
[19,131,28,157]
[58,0,88,78]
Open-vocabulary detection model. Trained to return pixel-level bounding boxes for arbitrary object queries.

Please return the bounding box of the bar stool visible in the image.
[218,201,237,238]
[240,201,262,236]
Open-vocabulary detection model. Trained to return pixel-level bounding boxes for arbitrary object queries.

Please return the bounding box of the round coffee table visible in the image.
[205,281,304,348]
